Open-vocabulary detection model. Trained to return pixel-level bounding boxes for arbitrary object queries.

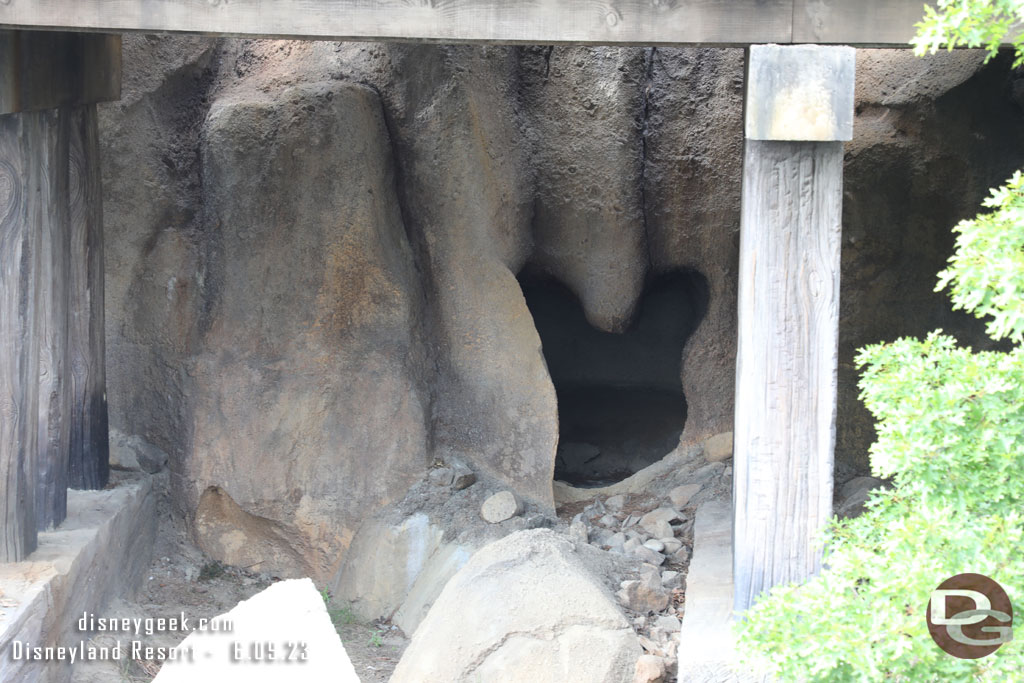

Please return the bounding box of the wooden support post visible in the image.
[67,106,109,492]
[733,44,855,612]
[35,108,71,530]
[1,31,118,560]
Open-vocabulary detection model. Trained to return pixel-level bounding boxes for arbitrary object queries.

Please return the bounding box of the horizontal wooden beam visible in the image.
[0,31,120,115]
[0,0,929,46]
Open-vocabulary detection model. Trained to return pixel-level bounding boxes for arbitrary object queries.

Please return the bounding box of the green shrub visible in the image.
[735,28,1024,675]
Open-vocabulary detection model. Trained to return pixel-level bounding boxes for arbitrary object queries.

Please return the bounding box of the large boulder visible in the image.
[188,78,431,580]
[392,529,641,683]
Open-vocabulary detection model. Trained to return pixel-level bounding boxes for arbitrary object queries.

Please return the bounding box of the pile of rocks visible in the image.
[564,460,732,681]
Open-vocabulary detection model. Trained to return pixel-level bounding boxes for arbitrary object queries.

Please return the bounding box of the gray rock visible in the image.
[623,537,642,554]
[836,475,886,518]
[605,494,627,511]
[598,514,619,528]
[670,546,691,565]
[668,484,701,508]
[481,491,523,523]
[391,530,641,683]
[428,467,454,487]
[661,538,683,555]
[643,539,666,553]
[451,461,477,490]
[660,570,680,588]
[617,572,670,613]
[569,516,590,544]
[633,546,666,566]
[655,614,681,633]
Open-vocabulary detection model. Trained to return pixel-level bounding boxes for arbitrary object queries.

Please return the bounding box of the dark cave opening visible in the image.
[519,270,709,487]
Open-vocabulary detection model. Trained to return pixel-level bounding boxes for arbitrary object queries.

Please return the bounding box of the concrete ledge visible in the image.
[677,499,767,683]
[0,475,156,683]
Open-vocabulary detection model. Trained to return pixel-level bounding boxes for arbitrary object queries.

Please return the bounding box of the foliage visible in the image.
[912,0,1024,65]
[736,8,1024,678]
[367,628,384,648]
[198,560,226,582]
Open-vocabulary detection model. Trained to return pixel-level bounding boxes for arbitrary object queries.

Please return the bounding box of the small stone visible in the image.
[633,653,666,683]
[598,514,619,528]
[643,539,665,552]
[692,461,725,483]
[451,462,477,490]
[524,513,549,529]
[670,546,691,564]
[623,537,641,554]
[428,467,454,487]
[723,466,732,477]
[622,514,639,529]
[616,572,670,613]
[605,494,627,511]
[703,431,733,462]
[655,615,681,632]
[590,527,614,547]
[638,635,663,656]
[632,545,665,566]
[668,484,700,508]
[660,570,680,587]
[569,517,589,544]
[480,491,522,523]
[661,538,682,554]
[639,508,680,538]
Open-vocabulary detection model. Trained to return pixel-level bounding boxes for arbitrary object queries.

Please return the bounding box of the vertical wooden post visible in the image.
[733,44,855,612]
[0,31,119,560]
[34,108,72,530]
[67,105,109,491]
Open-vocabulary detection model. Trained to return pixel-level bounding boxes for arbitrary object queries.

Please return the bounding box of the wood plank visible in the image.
[0,0,795,45]
[0,31,120,115]
[67,105,109,491]
[34,106,71,530]
[733,139,841,611]
[0,111,57,561]
[793,0,924,45]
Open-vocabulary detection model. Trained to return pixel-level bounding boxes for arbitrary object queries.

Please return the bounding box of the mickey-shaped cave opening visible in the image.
[519,269,709,488]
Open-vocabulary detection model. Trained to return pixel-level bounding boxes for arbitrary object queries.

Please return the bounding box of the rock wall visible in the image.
[99,37,1024,579]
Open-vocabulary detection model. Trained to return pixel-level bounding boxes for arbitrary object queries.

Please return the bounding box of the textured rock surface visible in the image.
[98,38,1024,578]
[391,529,641,683]
[187,78,431,580]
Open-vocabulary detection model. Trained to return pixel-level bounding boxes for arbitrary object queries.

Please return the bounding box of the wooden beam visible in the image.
[67,105,109,491]
[733,45,851,612]
[34,106,71,530]
[0,0,930,46]
[794,0,925,45]
[0,31,120,115]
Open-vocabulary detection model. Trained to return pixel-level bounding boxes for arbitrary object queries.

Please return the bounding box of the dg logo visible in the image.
[927,573,1014,659]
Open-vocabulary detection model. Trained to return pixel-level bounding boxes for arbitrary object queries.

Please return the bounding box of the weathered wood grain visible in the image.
[793,0,925,45]
[34,107,71,530]
[0,111,55,561]
[67,105,109,491]
[0,0,943,45]
[0,31,120,115]
[5,0,794,45]
[733,139,842,611]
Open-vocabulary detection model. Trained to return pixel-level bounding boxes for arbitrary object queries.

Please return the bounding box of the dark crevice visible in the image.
[520,269,709,487]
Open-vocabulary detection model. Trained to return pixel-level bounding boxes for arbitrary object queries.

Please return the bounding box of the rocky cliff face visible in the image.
[98,37,1024,580]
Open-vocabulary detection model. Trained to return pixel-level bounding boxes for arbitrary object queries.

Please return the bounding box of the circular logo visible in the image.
[926,573,1013,659]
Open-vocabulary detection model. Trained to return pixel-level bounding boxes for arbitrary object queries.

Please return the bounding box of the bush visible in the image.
[735,110,1024,681]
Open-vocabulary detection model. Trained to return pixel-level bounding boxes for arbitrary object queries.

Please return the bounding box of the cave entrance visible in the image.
[519,270,709,488]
